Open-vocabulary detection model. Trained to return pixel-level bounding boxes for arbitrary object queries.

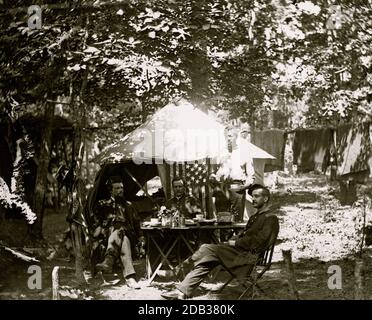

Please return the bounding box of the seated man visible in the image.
[94,176,144,289]
[161,184,279,299]
[152,177,203,265]
[165,176,202,219]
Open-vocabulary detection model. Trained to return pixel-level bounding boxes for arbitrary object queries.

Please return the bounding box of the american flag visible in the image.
[162,159,218,218]
[185,162,209,186]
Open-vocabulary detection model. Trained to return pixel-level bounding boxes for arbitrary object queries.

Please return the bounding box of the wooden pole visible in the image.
[359,193,367,258]
[282,249,300,300]
[354,258,364,300]
[52,266,60,300]
[52,265,75,299]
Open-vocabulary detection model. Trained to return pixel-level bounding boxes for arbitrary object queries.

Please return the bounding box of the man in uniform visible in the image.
[165,177,202,219]
[93,176,144,289]
[161,184,279,299]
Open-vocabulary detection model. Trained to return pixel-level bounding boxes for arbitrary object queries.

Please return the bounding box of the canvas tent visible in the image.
[91,99,227,199]
[93,99,227,164]
[87,99,275,221]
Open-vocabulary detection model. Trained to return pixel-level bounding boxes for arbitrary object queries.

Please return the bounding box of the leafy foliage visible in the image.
[0,176,37,224]
[1,0,371,134]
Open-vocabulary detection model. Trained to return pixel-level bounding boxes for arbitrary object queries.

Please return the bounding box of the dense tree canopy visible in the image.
[1,0,371,135]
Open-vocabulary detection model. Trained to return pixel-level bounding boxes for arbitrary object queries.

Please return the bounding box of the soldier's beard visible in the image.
[114,195,126,203]
[175,192,184,198]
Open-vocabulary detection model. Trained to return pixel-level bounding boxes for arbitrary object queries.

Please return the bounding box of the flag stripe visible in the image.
[163,159,218,217]
[178,163,184,182]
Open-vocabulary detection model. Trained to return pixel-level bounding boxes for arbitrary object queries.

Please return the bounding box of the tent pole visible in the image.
[123,168,159,210]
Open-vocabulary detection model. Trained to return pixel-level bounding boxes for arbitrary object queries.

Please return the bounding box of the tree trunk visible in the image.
[69,107,86,284]
[68,63,89,283]
[70,220,85,284]
[29,101,55,240]
[282,249,300,300]
[67,15,90,284]
[68,125,86,284]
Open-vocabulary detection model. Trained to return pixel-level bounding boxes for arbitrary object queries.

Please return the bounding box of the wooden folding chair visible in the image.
[217,221,279,300]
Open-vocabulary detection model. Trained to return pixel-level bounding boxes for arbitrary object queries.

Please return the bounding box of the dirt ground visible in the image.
[1,173,372,300]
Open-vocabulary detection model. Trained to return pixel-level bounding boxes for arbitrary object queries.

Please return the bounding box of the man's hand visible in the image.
[137,236,146,258]
[93,226,102,238]
[223,240,236,246]
[245,176,255,187]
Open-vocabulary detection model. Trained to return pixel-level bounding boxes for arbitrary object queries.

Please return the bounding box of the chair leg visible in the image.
[238,282,268,300]
[217,275,234,293]
[97,271,109,286]
[238,283,253,300]
[255,283,268,298]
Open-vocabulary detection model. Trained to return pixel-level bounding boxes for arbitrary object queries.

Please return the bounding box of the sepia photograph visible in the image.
[0,0,371,306]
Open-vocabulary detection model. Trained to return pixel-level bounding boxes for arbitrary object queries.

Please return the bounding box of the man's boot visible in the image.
[126,277,140,289]
[96,254,115,273]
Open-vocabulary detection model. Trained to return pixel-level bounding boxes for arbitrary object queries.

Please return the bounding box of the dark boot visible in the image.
[96,254,115,273]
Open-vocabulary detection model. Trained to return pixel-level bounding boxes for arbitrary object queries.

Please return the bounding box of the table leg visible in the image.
[145,233,152,280]
[149,238,179,283]
[148,235,174,276]
[178,231,196,255]
[209,230,221,244]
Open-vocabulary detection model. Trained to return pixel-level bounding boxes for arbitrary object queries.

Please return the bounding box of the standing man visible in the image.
[238,123,257,220]
[216,126,256,222]
[161,184,279,299]
[165,177,202,219]
[94,176,144,289]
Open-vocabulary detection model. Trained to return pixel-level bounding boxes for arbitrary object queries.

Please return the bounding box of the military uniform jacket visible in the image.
[191,206,279,269]
[165,194,202,219]
[94,197,142,241]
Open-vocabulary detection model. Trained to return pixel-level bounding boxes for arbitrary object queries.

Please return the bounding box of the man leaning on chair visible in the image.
[161,183,279,300]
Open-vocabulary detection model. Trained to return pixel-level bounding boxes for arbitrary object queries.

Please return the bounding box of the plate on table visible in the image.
[199,219,216,226]
[185,219,197,226]
[150,223,161,227]
[216,221,233,225]
[143,221,161,227]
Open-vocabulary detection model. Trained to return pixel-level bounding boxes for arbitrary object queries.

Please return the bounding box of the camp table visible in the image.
[141,222,246,284]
